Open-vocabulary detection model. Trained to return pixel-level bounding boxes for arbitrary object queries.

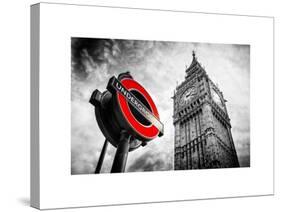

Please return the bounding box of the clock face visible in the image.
[179,86,196,106]
[211,88,224,109]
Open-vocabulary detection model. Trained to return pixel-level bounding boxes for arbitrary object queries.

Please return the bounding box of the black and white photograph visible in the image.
[27,2,274,210]
[71,38,250,174]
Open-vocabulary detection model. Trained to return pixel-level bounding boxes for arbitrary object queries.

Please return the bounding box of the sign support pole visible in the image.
[111,130,131,173]
[94,139,108,174]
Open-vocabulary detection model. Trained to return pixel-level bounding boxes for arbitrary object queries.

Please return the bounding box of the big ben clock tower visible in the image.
[173,51,239,170]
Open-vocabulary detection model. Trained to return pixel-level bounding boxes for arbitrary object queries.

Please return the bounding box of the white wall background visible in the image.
[0,0,279,211]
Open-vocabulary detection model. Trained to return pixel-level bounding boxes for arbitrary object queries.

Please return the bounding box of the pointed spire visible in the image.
[185,50,204,79]
[192,50,198,62]
[192,50,196,58]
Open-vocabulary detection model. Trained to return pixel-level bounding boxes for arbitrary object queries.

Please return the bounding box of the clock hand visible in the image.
[185,93,191,98]
[186,91,195,98]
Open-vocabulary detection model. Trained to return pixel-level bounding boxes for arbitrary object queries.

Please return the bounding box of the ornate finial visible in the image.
[192,50,195,58]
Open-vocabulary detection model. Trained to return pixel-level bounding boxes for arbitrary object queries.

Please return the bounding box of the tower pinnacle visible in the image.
[192,50,195,58]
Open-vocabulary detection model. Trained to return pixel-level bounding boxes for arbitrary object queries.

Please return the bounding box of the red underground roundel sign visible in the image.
[107,76,164,141]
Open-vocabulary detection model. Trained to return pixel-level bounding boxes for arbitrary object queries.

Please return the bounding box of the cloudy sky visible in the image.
[71,38,250,174]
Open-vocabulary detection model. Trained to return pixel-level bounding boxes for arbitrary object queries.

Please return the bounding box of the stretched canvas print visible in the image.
[31,3,273,210]
[71,38,250,174]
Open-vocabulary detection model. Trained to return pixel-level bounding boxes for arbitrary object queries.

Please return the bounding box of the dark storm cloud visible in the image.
[71,38,250,174]
[127,151,173,172]
[71,38,115,79]
[71,38,179,81]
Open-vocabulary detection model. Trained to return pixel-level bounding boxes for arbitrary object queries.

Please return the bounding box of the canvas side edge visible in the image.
[30,3,40,209]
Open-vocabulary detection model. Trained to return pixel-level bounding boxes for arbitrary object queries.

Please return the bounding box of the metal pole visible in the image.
[111,130,131,173]
[95,139,108,174]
